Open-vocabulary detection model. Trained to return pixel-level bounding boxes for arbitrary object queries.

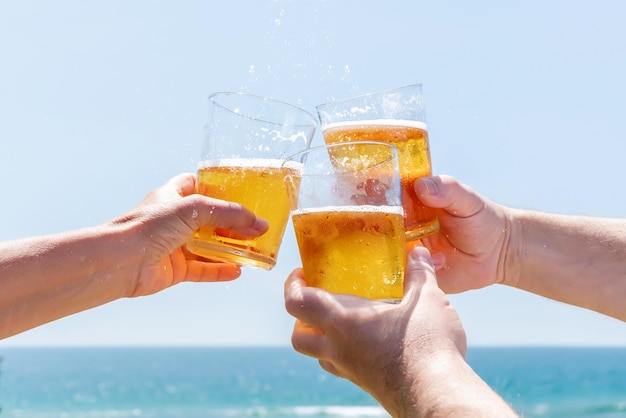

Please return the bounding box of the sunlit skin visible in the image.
[284,246,518,418]
[283,174,626,417]
[415,175,626,322]
[0,173,269,340]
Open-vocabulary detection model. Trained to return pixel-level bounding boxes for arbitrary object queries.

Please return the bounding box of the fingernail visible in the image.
[418,177,439,196]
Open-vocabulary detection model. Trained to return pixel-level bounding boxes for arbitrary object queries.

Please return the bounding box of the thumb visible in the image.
[183,194,270,237]
[402,246,437,298]
[415,175,485,218]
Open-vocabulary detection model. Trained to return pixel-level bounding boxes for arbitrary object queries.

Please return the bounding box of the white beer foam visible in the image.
[293,205,404,216]
[282,160,305,172]
[322,119,428,132]
[198,158,286,170]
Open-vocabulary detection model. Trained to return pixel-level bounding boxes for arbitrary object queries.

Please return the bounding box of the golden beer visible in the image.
[187,158,299,270]
[292,205,406,300]
[322,120,439,241]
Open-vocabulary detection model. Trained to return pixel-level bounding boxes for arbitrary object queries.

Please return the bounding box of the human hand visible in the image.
[284,246,467,417]
[416,175,513,293]
[117,173,269,297]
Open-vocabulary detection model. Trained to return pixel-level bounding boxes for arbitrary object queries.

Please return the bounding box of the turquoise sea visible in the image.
[0,347,625,417]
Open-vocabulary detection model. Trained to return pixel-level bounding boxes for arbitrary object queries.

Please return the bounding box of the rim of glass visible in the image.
[208,91,318,128]
[316,83,423,110]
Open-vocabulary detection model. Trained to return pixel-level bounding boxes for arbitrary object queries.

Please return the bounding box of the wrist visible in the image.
[500,207,525,289]
[402,349,517,417]
[103,215,153,298]
[381,345,467,417]
[400,349,474,417]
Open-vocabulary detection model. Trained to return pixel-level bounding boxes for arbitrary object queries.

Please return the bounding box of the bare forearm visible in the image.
[506,209,626,320]
[385,351,517,418]
[0,222,141,338]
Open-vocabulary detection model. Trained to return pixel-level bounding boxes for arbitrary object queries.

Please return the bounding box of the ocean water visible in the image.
[0,347,625,418]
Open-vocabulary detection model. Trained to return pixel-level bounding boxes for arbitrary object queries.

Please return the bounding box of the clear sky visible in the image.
[1,0,626,347]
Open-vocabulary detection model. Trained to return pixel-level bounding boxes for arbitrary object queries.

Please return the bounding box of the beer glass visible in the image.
[316,84,439,242]
[283,141,406,301]
[186,92,317,270]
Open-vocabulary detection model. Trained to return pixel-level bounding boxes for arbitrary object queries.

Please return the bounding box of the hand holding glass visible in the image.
[283,141,406,301]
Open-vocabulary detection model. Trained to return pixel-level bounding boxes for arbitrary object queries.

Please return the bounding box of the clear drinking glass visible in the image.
[283,141,406,302]
[317,84,438,243]
[186,92,317,270]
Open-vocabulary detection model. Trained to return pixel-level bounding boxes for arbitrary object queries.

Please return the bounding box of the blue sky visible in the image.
[1,0,626,347]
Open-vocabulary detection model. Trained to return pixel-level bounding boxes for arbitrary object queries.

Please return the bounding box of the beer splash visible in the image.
[239,0,358,103]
